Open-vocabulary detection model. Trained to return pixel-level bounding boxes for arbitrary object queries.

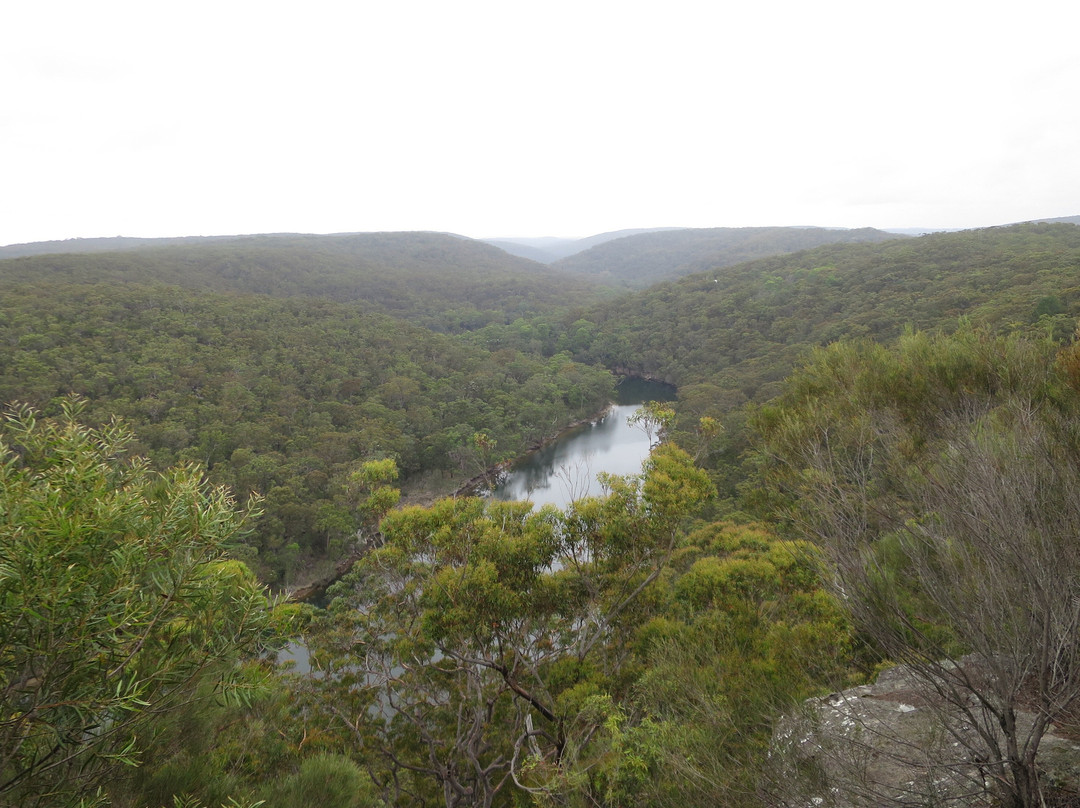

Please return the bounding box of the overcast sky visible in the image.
[3,0,1077,246]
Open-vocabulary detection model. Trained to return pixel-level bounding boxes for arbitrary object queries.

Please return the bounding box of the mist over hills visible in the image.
[548,226,901,288]
[5,210,1080,808]
[4,214,1074,273]
[7,219,1078,457]
[0,231,605,332]
[0,225,918,299]
[1028,214,1080,226]
[0,233,257,260]
[486,217,1079,288]
[482,228,686,263]
[0,226,913,315]
[0,228,680,263]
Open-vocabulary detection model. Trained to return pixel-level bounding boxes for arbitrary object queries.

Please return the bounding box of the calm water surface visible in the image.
[281,380,675,672]
[492,379,675,510]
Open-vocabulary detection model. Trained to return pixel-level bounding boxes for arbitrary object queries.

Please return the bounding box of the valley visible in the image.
[2,220,1079,808]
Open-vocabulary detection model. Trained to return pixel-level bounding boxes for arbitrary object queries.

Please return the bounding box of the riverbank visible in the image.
[281,375,680,602]
[283,403,618,604]
[452,403,616,498]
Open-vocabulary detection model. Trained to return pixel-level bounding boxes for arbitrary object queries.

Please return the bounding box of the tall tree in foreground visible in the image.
[0,402,282,808]
[305,444,714,807]
[751,326,1080,808]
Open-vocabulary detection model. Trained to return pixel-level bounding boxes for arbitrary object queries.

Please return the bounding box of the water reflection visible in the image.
[283,380,676,674]
[493,403,654,510]
[279,640,311,674]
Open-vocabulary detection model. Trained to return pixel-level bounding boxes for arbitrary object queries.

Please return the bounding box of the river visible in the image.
[279,378,675,673]
[491,378,675,509]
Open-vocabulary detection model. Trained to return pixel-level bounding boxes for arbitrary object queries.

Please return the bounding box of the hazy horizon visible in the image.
[4,1,1076,247]
[6,215,1073,252]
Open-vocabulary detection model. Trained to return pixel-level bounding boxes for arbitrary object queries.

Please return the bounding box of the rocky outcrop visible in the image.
[768,663,1080,807]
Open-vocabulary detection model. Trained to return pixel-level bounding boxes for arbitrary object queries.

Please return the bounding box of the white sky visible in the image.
[3,0,1078,246]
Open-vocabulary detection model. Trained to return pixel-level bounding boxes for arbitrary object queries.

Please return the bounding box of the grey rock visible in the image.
[767,662,1080,807]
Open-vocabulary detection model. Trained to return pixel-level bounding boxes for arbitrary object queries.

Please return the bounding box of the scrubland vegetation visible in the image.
[2,223,1079,806]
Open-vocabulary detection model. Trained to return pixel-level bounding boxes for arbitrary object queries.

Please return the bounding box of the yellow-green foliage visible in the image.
[747,323,1080,808]
[274,753,382,808]
[0,402,283,808]
[609,521,852,807]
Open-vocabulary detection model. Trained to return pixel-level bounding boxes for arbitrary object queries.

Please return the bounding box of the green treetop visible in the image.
[0,401,285,808]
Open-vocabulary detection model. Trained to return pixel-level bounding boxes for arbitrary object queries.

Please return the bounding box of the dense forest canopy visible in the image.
[5,223,1080,574]
[0,231,608,333]
[0,281,613,583]
[572,223,1080,391]
[550,225,901,288]
[3,220,1080,807]
[0,230,620,583]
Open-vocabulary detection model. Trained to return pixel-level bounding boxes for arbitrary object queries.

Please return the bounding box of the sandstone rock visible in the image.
[768,662,1080,807]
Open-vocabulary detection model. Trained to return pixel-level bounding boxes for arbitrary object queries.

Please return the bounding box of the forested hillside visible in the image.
[530,222,1080,501]
[6,223,1080,570]
[0,231,606,332]
[0,230,617,584]
[550,225,900,287]
[570,223,1080,405]
[4,220,1080,808]
[0,234,252,259]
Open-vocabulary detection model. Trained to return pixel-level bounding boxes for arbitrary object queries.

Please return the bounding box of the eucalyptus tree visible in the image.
[306,444,713,807]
